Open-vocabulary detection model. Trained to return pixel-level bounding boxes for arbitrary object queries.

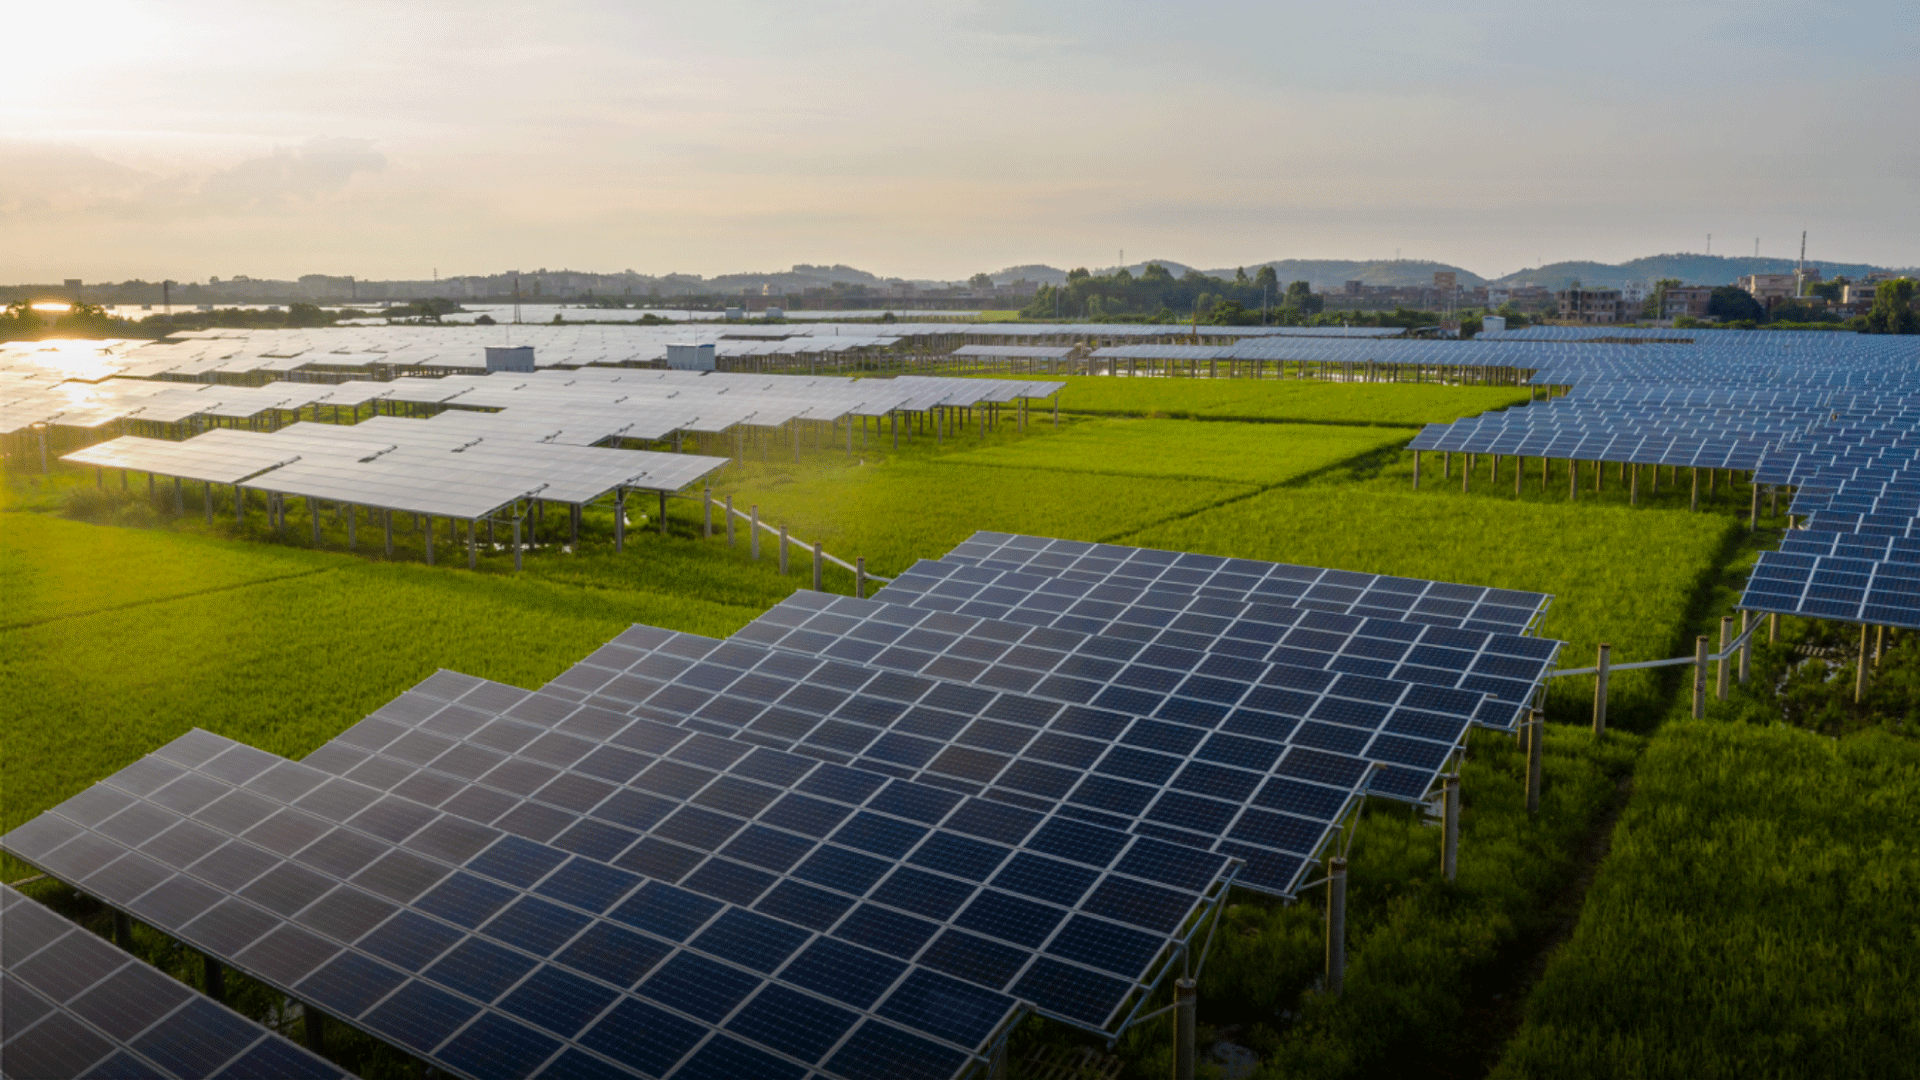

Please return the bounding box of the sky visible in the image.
[4,0,1915,284]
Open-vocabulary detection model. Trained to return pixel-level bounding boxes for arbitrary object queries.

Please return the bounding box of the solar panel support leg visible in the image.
[1690,468,1699,512]
[726,496,735,547]
[1444,452,1450,480]
[1569,459,1576,501]
[1740,613,1751,684]
[1174,977,1197,1080]
[857,557,866,599]
[237,485,245,526]
[1325,858,1347,997]
[174,476,184,515]
[346,504,355,549]
[204,484,212,525]
[424,516,434,565]
[1749,481,1759,529]
[1442,774,1460,881]
[1593,644,1610,734]
[813,543,822,591]
[303,1004,325,1054]
[1412,451,1420,490]
[513,519,523,571]
[659,490,667,535]
[1692,636,1708,718]
[1525,710,1543,816]
[311,499,321,545]
[1491,455,1499,485]
[1630,465,1639,507]
[149,472,155,500]
[615,491,626,553]
[779,525,789,575]
[468,520,476,569]
[1856,624,1868,703]
[893,411,899,449]
[1463,454,1470,493]
[203,954,226,1003]
[1768,613,1777,643]
[704,489,712,539]
[1717,616,1732,699]
[384,511,393,558]
[1874,625,1883,666]
[751,506,760,560]
[112,910,132,949]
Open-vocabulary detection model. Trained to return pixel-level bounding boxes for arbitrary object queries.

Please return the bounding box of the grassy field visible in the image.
[932,418,1415,485]
[1489,721,1920,1080]
[1052,376,1529,426]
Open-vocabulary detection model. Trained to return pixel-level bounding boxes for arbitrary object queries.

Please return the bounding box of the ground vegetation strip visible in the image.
[1488,721,1920,1080]
[1052,377,1529,426]
[931,418,1416,486]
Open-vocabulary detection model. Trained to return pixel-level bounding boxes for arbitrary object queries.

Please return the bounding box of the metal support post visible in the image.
[1412,450,1420,490]
[615,490,626,553]
[892,411,898,449]
[726,495,735,546]
[751,506,760,560]
[779,525,789,575]
[424,516,434,565]
[1463,453,1471,493]
[1692,636,1708,717]
[1749,480,1760,529]
[236,485,245,525]
[813,543,823,591]
[1593,643,1611,734]
[346,504,355,549]
[704,489,712,538]
[1690,468,1699,511]
[1717,616,1732,699]
[174,476,184,514]
[1630,465,1638,506]
[659,489,667,535]
[468,520,476,569]
[1174,978,1197,1080]
[1325,857,1347,997]
[513,520,523,571]
[1526,709,1543,816]
[1569,459,1576,500]
[856,557,867,599]
[1441,774,1460,881]
[311,499,321,545]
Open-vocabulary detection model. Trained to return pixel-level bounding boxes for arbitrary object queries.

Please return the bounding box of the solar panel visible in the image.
[1,883,348,1080]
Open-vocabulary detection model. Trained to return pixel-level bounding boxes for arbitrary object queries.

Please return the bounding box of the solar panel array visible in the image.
[2,532,1560,1080]
[1,883,348,1080]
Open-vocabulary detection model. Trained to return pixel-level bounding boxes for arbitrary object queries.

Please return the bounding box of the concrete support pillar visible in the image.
[813,542,823,591]
[1693,636,1709,717]
[779,525,790,575]
[1325,857,1347,997]
[1717,616,1732,699]
[1525,710,1543,816]
[751,506,760,560]
[1441,774,1460,881]
[1593,643,1611,734]
[1856,624,1869,703]
[1174,978,1197,1080]
[856,557,867,599]
[204,955,226,1003]
[1740,612,1751,684]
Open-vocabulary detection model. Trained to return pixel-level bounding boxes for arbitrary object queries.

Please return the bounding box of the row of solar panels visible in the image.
[2,534,1562,1080]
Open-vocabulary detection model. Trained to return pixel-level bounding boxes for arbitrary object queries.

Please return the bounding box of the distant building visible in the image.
[1556,287,1626,323]
[1663,286,1714,319]
[1737,273,1799,307]
[1486,285,1511,308]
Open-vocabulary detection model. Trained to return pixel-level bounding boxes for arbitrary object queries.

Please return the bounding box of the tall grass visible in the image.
[1489,721,1920,1080]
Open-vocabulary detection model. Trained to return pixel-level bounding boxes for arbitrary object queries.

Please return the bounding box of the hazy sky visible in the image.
[5,0,1915,283]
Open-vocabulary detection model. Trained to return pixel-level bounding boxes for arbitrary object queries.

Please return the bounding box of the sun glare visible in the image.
[30,301,72,313]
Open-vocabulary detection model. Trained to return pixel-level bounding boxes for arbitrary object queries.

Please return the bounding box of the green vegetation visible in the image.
[933,419,1414,485]
[1054,377,1529,426]
[1490,721,1920,1079]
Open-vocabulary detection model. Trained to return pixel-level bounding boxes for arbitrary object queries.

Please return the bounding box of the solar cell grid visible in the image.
[0,883,348,1080]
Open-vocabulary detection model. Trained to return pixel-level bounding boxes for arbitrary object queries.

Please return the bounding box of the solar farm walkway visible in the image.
[4,533,1560,1080]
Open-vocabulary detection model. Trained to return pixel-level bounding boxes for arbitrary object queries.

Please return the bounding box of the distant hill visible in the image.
[992,258,1488,290]
[1492,253,1917,290]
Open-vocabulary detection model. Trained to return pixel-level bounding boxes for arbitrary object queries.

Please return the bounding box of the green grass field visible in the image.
[931,418,1415,485]
[1052,375,1529,426]
[1489,721,1920,1080]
